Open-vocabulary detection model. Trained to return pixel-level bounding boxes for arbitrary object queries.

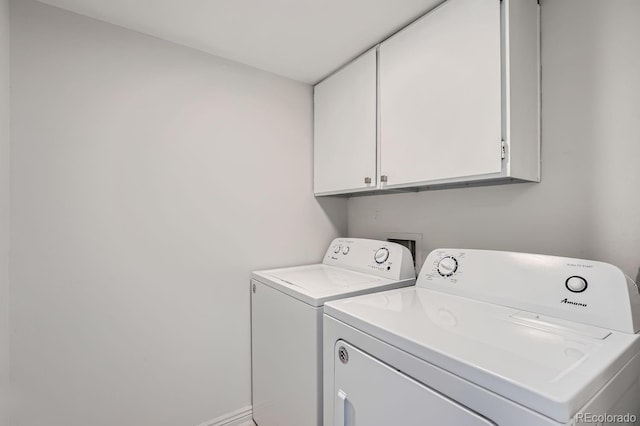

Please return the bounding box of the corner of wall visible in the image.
[0,0,10,423]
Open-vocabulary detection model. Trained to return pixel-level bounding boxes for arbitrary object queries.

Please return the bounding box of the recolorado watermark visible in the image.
[575,412,637,423]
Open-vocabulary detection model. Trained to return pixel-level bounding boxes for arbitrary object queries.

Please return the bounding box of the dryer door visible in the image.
[333,341,495,426]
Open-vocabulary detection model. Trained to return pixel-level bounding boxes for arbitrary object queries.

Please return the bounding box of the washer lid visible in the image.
[324,287,640,423]
[252,264,413,307]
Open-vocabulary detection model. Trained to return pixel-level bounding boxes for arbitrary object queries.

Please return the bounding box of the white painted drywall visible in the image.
[0,0,9,424]
[348,0,640,280]
[9,1,346,425]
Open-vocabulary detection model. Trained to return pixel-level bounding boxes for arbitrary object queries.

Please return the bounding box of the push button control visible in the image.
[565,276,588,293]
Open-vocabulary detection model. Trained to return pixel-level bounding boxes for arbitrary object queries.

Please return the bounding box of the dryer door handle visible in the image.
[336,389,348,426]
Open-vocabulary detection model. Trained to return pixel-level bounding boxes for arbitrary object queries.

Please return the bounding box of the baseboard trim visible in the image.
[197,405,253,426]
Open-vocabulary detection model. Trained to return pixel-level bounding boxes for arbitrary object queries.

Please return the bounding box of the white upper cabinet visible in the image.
[314,49,377,196]
[314,0,539,196]
[379,0,503,188]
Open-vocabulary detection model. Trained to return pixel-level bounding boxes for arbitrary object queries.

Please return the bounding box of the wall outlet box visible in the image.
[384,232,423,273]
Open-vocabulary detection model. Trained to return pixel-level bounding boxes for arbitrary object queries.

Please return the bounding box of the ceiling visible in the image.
[36,0,443,83]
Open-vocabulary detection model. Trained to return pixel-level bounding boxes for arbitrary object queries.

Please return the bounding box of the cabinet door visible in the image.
[379,0,502,188]
[314,49,377,195]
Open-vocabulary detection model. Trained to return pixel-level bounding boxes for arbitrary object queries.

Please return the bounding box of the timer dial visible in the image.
[437,256,458,277]
[333,244,342,254]
[374,248,390,264]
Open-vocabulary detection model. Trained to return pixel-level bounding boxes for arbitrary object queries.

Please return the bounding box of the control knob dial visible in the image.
[437,256,458,277]
[374,248,390,264]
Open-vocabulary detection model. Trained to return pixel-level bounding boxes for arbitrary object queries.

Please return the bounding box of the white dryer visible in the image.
[251,238,416,426]
[323,249,640,426]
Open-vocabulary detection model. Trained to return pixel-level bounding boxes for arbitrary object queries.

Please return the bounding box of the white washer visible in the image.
[323,249,640,426]
[251,238,416,426]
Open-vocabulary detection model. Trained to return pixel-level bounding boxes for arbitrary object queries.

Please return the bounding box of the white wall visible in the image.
[348,0,640,280]
[9,1,346,425]
[0,0,9,424]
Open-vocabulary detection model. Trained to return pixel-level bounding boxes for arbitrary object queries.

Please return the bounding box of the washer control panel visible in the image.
[418,248,640,334]
[323,238,415,281]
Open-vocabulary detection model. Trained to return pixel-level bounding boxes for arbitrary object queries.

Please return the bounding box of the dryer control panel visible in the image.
[324,238,415,281]
[418,249,640,334]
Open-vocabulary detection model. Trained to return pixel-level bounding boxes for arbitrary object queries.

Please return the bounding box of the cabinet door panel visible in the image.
[314,49,377,194]
[380,0,502,187]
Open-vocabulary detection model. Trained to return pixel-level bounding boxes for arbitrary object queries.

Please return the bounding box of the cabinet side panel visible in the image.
[314,50,377,195]
[506,0,540,182]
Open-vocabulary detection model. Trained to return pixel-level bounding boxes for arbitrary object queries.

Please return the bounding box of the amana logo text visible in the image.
[561,298,587,308]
